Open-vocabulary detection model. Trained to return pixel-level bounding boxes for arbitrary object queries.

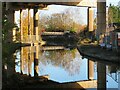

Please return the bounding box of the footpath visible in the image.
[77,45,120,65]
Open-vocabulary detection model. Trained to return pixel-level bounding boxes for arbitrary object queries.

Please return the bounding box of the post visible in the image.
[20,9,23,43]
[88,60,94,80]
[118,71,120,90]
[34,45,39,77]
[0,2,2,89]
[34,53,38,77]
[97,62,106,90]
[88,7,94,32]
[28,8,31,43]
[96,1,106,44]
[20,47,23,74]
[33,8,39,44]
[6,2,15,43]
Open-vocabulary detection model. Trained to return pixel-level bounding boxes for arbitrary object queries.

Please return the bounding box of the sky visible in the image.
[107,0,120,6]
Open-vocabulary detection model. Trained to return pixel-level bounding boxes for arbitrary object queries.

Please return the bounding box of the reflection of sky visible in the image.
[107,75,118,88]
[15,50,20,73]
[15,47,119,87]
[38,49,88,83]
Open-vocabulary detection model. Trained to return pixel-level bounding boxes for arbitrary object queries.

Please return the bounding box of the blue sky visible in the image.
[107,0,120,6]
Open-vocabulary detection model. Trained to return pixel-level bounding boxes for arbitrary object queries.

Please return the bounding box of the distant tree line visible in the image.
[108,4,120,28]
[39,8,87,33]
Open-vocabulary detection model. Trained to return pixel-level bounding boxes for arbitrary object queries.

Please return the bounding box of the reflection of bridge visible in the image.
[21,35,41,44]
[27,45,65,51]
[15,45,97,88]
[12,45,120,89]
[108,72,119,83]
[41,32,64,36]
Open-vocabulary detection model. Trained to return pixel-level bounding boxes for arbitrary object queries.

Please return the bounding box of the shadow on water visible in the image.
[2,41,120,89]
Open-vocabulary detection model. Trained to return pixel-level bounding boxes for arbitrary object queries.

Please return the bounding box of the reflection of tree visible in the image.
[107,65,120,73]
[39,49,81,76]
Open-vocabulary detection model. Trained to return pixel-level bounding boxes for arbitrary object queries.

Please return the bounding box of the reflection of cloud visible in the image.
[39,49,82,76]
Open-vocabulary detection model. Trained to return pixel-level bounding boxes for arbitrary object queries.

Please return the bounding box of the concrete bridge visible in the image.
[2,0,106,45]
[1,0,109,89]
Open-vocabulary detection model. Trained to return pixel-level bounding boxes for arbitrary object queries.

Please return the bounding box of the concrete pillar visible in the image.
[118,72,120,90]
[88,7,94,32]
[28,52,31,76]
[34,53,38,77]
[30,45,34,76]
[20,47,23,74]
[28,45,34,76]
[20,9,23,43]
[0,2,2,90]
[34,46,39,77]
[6,2,15,42]
[33,8,39,43]
[97,62,106,90]
[88,60,94,80]
[96,1,106,43]
[28,8,31,43]
[36,45,39,74]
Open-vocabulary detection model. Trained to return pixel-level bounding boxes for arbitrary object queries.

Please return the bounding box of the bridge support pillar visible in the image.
[20,9,24,43]
[97,62,106,89]
[88,7,94,32]
[96,1,106,44]
[34,45,39,77]
[88,60,94,80]
[20,47,23,74]
[0,2,2,90]
[33,8,39,44]
[118,72,120,90]
[6,2,15,43]
[88,7,94,40]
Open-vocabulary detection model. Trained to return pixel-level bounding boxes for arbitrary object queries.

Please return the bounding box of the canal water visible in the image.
[14,45,120,89]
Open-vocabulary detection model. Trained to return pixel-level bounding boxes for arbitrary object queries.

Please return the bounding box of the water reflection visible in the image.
[14,45,120,89]
[16,45,89,82]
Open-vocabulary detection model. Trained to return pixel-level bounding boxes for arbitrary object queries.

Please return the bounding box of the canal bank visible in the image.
[77,45,120,65]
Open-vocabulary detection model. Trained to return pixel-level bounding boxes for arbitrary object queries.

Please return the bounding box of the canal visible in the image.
[12,44,120,89]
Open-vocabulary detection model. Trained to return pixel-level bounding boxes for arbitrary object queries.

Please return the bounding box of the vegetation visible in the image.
[39,8,86,33]
[108,4,120,28]
[2,6,18,43]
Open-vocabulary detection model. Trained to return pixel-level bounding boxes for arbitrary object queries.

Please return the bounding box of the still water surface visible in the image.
[15,45,119,88]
